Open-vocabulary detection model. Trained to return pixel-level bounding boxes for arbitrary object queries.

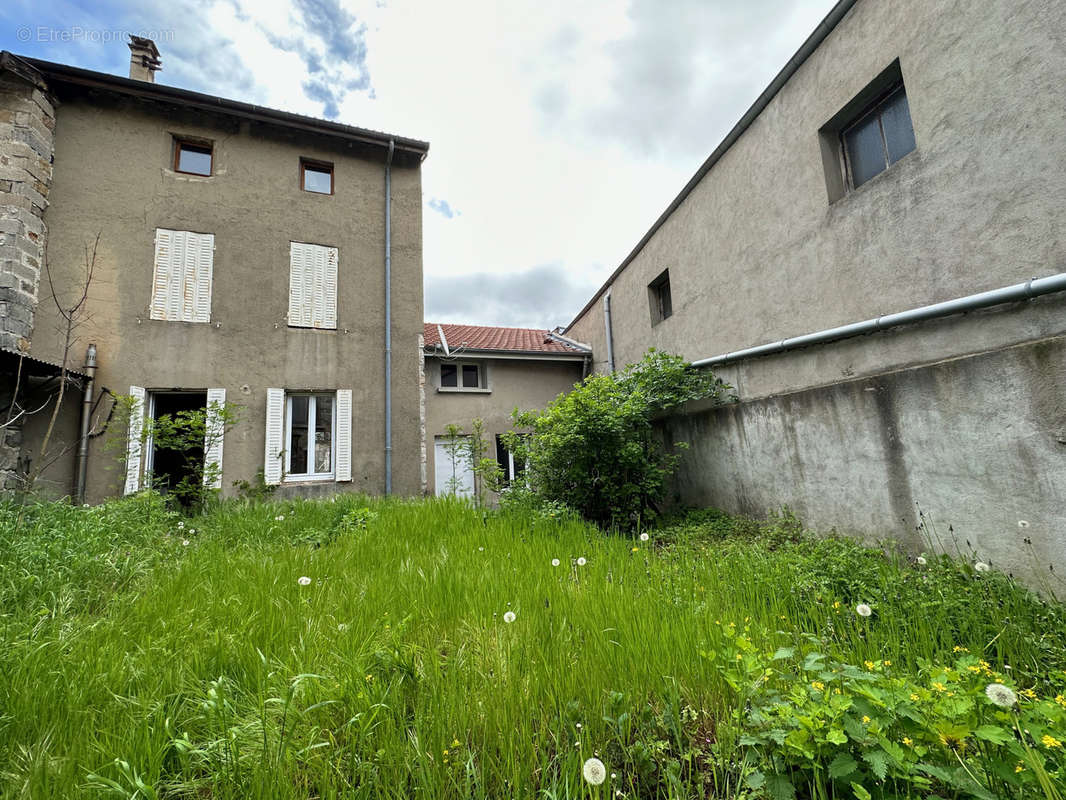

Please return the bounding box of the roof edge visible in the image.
[12,54,429,158]
[562,0,860,333]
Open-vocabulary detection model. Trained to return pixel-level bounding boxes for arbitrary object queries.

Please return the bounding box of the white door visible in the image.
[434,436,474,497]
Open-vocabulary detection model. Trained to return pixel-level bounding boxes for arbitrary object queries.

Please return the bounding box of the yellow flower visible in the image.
[967,665,982,673]
[442,749,449,757]
[952,645,968,653]
[883,660,891,666]
[910,693,920,701]
[864,660,876,670]
[862,716,871,724]
[452,739,461,748]
[1042,735,1063,749]
[1020,688,1037,700]
[834,688,842,695]
[736,653,742,661]
[932,682,947,692]
[631,547,639,552]
[811,681,825,691]
[365,674,374,682]
[833,601,841,609]
[1016,762,1025,773]
[902,737,913,747]
[1055,694,1066,708]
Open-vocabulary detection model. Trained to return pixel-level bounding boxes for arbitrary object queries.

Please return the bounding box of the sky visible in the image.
[1,0,839,329]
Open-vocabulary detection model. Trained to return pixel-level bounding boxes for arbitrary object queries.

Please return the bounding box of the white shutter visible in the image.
[151,229,213,322]
[322,246,338,329]
[335,389,352,482]
[124,386,146,495]
[264,388,285,485]
[288,242,337,329]
[203,387,226,489]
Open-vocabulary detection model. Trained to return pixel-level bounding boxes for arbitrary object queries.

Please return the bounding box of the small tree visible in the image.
[505,350,730,529]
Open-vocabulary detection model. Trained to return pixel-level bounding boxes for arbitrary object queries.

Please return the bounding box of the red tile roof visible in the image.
[424,323,589,355]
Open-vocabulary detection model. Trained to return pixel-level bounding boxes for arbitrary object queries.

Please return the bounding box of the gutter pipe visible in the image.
[603,292,616,373]
[74,342,97,503]
[692,272,1066,369]
[384,139,394,494]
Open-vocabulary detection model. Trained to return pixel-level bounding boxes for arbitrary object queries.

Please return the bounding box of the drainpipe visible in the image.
[602,291,616,373]
[692,271,1066,368]
[384,139,394,494]
[74,342,97,503]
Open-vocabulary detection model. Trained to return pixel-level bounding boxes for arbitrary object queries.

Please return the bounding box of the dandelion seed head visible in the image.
[985,683,1017,708]
[478,546,484,552]
[298,576,312,586]
[551,558,560,567]
[582,757,606,785]
[640,532,649,542]
[503,611,516,623]
[177,521,184,529]
[577,557,587,566]
[975,561,990,572]
[181,539,190,547]
[916,556,927,565]
[275,515,285,521]
[855,603,873,617]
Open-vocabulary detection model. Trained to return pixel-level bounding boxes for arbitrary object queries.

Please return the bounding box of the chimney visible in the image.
[127,36,161,82]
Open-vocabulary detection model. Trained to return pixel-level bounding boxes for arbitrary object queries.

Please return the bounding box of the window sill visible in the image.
[437,387,492,394]
[283,474,336,484]
[286,325,338,332]
[830,148,917,206]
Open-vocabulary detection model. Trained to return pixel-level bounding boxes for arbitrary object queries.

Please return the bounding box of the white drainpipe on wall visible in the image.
[384,139,394,494]
[692,272,1066,368]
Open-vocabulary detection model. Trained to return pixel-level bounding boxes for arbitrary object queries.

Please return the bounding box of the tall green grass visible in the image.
[0,495,1062,798]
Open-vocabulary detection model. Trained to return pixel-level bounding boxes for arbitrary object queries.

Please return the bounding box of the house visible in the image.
[0,38,428,501]
[564,0,1066,577]
[422,323,589,498]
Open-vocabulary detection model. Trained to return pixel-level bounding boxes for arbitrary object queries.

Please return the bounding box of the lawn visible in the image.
[0,494,1063,799]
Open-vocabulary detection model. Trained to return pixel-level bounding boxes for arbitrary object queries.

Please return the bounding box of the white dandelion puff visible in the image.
[577,557,587,566]
[188,529,196,535]
[1018,520,1030,529]
[916,556,927,566]
[503,611,516,623]
[337,623,348,632]
[275,515,285,522]
[855,603,873,617]
[298,576,312,586]
[576,722,582,729]
[478,546,484,552]
[639,532,649,542]
[583,757,606,785]
[181,539,190,547]
[975,561,990,573]
[551,558,560,567]
[177,521,184,529]
[985,683,1017,708]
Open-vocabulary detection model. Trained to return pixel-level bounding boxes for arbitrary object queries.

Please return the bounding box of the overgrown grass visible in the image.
[0,495,1062,799]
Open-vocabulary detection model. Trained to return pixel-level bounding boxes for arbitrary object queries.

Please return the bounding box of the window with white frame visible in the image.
[439,361,488,391]
[263,388,352,484]
[288,241,338,329]
[150,229,214,322]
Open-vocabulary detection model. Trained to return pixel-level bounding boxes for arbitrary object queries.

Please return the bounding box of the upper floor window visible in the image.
[648,269,672,326]
[842,85,915,189]
[439,361,488,391]
[301,159,334,194]
[288,241,338,329]
[150,228,214,322]
[174,138,213,176]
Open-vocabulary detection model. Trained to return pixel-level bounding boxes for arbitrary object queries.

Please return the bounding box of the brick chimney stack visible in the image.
[127,36,161,82]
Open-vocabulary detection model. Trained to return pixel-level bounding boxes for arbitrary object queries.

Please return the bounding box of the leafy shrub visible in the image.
[507,350,730,529]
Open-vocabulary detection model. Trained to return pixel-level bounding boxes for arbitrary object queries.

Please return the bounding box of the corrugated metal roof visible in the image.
[0,346,86,378]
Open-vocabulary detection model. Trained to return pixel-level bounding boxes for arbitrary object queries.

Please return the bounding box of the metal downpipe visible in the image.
[691,271,1066,369]
[384,140,394,494]
[603,292,616,373]
[74,343,97,503]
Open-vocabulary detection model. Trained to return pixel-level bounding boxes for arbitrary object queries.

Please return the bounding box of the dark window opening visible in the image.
[462,364,480,388]
[648,269,672,326]
[301,159,333,194]
[440,363,458,387]
[842,84,915,189]
[148,391,207,506]
[174,139,213,176]
[496,434,526,484]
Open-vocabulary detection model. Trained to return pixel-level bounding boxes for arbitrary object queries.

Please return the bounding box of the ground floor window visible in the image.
[495,434,526,484]
[286,393,334,480]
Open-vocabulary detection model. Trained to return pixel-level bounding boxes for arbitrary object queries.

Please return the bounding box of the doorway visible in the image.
[146,391,207,504]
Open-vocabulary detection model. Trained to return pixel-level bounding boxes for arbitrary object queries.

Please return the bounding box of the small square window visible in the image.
[438,362,487,391]
[440,364,458,387]
[648,269,672,326]
[462,364,480,388]
[301,159,333,194]
[286,393,334,479]
[174,138,212,176]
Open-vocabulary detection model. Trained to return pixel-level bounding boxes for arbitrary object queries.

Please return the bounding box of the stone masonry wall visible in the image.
[0,57,54,490]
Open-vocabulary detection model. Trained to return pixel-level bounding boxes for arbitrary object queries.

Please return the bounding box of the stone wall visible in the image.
[0,56,54,491]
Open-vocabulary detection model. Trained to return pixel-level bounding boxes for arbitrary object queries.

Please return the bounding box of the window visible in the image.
[301,159,333,194]
[288,241,338,329]
[819,60,916,201]
[648,269,672,326]
[439,362,487,391]
[173,138,212,176]
[842,85,915,189]
[150,228,214,322]
[496,434,526,485]
[263,388,351,484]
[285,393,334,480]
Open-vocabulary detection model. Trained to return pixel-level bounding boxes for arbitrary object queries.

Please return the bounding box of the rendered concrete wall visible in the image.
[424,355,584,495]
[660,336,1066,584]
[28,92,423,501]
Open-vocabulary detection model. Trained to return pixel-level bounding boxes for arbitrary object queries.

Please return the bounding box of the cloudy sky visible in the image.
[2,0,838,329]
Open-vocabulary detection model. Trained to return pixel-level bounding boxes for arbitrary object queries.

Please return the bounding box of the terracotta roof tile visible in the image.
[423,323,589,355]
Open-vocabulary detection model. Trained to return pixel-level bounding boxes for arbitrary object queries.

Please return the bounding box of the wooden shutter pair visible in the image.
[150,229,214,322]
[287,242,338,329]
[263,389,352,484]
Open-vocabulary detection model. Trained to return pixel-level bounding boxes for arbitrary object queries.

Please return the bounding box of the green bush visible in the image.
[507,350,730,529]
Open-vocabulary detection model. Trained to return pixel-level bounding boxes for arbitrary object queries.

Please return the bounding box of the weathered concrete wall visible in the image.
[568,0,1066,396]
[0,59,54,491]
[660,336,1066,583]
[29,93,424,501]
[424,356,584,494]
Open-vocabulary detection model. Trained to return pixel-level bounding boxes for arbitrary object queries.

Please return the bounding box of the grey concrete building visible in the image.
[423,323,588,499]
[0,40,428,501]
[564,0,1066,580]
